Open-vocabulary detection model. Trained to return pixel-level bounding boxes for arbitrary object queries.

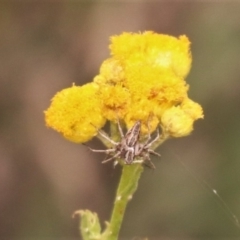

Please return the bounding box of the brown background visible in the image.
[1,2,240,240]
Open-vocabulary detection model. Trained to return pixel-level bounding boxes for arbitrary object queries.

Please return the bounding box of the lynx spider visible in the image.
[87,119,161,169]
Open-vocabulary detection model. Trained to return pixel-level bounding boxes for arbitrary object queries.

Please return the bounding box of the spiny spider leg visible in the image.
[86,145,116,154]
[144,128,160,149]
[116,118,124,138]
[141,149,157,169]
[87,144,121,164]
[143,159,156,169]
[91,123,118,146]
[148,148,161,157]
[102,152,121,164]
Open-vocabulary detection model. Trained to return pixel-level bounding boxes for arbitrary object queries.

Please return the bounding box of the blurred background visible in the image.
[1,1,240,240]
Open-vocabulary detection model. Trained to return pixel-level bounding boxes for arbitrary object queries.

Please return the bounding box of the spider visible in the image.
[87,120,161,169]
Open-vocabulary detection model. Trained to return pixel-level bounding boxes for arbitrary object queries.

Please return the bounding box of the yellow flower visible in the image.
[44,31,203,145]
[124,98,160,135]
[119,66,188,132]
[161,106,194,137]
[98,83,130,121]
[160,99,203,137]
[94,58,125,85]
[110,31,192,78]
[181,98,204,120]
[45,83,106,143]
[125,66,188,110]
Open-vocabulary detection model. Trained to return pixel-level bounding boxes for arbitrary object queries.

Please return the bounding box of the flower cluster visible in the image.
[45,31,203,143]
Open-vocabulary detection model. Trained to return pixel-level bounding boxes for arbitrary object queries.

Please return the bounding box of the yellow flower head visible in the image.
[98,83,131,121]
[125,66,188,111]
[160,98,203,137]
[124,98,160,135]
[106,31,200,136]
[110,31,192,78]
[45,83,106,143]
[94,58,125,86]
[44,31,203,146]
[181,98,204,120]
[161,106,194,137]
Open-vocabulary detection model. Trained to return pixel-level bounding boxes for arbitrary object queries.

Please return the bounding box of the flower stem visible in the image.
[104,164,144,240]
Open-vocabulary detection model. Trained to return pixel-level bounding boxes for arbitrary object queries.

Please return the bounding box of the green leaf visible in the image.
[74,210,102,240]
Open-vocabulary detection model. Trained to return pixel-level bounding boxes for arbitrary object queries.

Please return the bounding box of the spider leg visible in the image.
[144,128,160,149]
[148,148,161,158]
[102,152,121,164]
[132,147,156,169]
[143,152,156,169]
[85,144,115,154]
[90,122,118,146]
[96,129,119,146]
[143,158,156,169]
[116,118,124,138]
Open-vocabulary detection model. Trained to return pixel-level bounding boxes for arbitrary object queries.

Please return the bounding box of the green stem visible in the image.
[103,164,144,240]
